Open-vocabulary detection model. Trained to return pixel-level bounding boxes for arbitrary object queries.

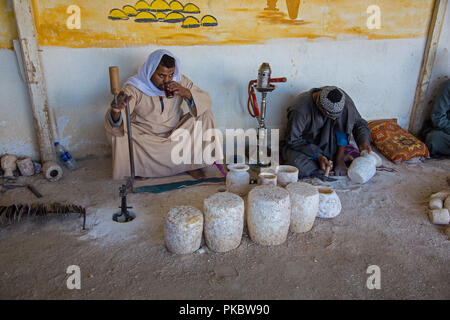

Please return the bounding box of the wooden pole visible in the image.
[12,0,55,163]
[408,0,448,136]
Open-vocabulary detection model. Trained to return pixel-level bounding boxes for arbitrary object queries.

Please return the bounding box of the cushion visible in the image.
[368,119,430,164]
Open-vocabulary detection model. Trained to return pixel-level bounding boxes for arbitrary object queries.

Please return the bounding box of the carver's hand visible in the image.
[317,155,333,172]
[111,91,132,113]
[166,81,192,100]
[359,141,372,153]
[110,91,132,122]
[334,162,347,176]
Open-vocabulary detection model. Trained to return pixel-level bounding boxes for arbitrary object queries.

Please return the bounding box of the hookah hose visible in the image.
[247,77,287,118]
[247,80,259,117]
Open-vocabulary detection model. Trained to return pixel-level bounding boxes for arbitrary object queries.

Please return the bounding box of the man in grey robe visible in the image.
[281,86,372,178]
[424,79,450,157]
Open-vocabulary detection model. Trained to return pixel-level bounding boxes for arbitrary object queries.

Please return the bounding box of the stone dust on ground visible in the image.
[0,156,449,299]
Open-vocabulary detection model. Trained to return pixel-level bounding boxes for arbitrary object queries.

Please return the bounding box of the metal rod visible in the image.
[260,92,267,129]
[82,208,86,230]
[125,96,135,191]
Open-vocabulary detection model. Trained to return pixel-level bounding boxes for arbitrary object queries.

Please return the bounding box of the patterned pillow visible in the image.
[368,119,430,164]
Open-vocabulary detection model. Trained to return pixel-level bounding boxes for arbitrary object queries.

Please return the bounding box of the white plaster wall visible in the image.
[0,33,432,160]
[37,37,427,159]
[0,49,40,159]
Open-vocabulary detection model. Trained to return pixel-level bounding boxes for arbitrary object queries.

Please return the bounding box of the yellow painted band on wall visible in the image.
[0,0,18,49]
[3,0,435,49]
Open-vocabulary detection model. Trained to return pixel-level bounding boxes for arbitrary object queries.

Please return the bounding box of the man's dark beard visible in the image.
[150,78,163,90]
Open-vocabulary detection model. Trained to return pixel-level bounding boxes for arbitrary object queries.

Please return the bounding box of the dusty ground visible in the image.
[0,155,449,300]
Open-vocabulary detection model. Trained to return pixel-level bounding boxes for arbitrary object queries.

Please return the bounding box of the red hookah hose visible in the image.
[247,80,259,117]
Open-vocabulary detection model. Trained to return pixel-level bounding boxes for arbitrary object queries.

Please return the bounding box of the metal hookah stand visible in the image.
[248,63,286,168]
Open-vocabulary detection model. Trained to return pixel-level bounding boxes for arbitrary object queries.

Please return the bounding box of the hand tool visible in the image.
[109,66,136,223]
[0,182,42,198]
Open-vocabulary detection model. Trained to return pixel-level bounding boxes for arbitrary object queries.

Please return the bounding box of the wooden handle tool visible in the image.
[109,66,120,96]
[324,162,332,177]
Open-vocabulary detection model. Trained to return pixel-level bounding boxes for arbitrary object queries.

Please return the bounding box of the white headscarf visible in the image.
[124,49,181,96]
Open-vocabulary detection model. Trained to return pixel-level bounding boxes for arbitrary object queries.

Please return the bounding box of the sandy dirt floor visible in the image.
[0,155,449,300]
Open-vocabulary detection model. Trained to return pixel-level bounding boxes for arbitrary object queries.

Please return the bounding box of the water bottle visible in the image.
[54,142,77,170]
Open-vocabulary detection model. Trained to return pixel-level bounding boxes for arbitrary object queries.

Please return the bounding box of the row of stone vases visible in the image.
[163,166,342,254]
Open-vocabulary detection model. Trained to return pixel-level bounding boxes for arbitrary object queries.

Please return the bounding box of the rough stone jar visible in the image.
[164,206,203,254]
[286,182,319,233]
[247,185,291,246]
[226,164,250,196]
[203,192,245,252]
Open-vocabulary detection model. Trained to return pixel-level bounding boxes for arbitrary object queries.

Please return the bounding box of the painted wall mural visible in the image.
[0,0,18,49]
[2,0,435,49]
[107,1,218,28]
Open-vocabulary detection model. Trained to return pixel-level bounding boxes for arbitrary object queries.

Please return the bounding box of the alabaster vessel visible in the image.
[164,206,203,254]
[226,164,250,196]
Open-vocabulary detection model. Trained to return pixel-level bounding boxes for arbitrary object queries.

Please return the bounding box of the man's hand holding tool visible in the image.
[111,91,132,122]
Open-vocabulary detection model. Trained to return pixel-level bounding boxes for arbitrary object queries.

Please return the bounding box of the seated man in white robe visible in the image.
[105,49,223,180]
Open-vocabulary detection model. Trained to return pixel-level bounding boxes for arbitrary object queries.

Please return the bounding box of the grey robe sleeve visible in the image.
[346,96,371,146]
[430,80,450,135]
[108,110,123,127]
[285,109,324,157]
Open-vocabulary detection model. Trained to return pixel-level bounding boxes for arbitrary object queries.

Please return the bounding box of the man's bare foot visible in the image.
[135,176,149,181]
[187,169,206,180]
[333,163,347,176]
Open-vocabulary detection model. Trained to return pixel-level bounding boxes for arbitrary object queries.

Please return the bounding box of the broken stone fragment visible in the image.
[16,157,35,176]
[428,208,450,225]
[430,190,450,201]
[1,154,17,178]
[429,197,443,210]
[444,196,450,210]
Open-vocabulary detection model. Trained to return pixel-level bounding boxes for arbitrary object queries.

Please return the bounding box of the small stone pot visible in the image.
[317,187,342,219]
[277,165,299,187]
[226,164,250,196]
[258,172,277,185]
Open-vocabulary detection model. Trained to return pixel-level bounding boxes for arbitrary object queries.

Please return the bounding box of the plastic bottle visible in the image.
[54,142,77,170]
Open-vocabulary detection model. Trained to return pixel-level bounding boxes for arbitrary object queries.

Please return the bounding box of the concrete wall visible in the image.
[1,0,447,161]
[0,49,40,159]
[39,37,427,159]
